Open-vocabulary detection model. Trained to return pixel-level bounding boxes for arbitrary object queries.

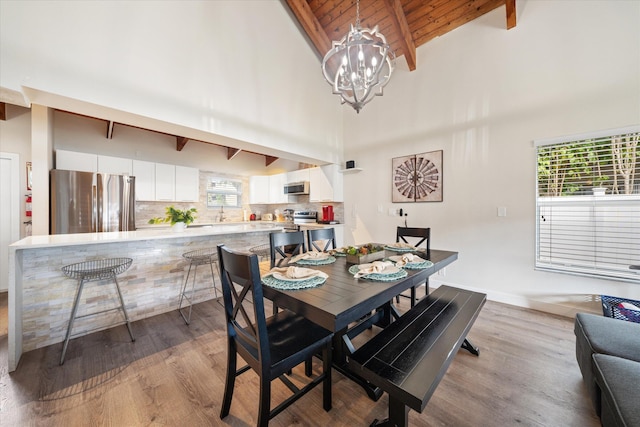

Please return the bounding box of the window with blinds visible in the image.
[206,177,242,208]
[534,126,640,283]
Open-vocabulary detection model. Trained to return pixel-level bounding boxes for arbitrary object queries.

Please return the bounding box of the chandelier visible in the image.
[321,0,395,113]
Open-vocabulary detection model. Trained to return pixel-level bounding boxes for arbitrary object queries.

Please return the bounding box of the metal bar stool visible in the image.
[60,258,135,365]
[249,243,271,262]
[178,248,220,325]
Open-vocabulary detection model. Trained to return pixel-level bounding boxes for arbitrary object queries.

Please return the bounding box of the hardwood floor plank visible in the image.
[0,291,600,426]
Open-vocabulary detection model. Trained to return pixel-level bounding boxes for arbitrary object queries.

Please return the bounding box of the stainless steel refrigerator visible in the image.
[50,169,135,234]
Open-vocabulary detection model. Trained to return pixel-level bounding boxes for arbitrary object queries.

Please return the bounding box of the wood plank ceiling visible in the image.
[286,0,516,71]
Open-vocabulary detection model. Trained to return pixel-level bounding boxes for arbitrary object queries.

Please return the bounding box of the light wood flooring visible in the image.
[0,290,600,426]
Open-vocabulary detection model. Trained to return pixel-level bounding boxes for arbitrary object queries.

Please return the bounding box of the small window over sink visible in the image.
[207,177,242,208]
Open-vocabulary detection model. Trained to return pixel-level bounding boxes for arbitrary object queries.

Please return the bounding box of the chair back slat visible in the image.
[269,231,306,268]
[396,227,431,252]
[307,228,337,252]
[217,244,270,366]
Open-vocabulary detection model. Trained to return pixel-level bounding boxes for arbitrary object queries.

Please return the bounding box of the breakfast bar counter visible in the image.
[7,222,283,371]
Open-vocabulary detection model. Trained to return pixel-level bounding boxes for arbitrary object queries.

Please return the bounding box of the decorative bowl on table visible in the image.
[345,243,387,264]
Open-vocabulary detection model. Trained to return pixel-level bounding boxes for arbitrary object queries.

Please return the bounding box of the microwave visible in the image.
[284,181,310,195]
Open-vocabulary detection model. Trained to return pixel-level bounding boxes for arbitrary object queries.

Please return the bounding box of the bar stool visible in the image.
[60,258,135,365]
[178,247,220,325]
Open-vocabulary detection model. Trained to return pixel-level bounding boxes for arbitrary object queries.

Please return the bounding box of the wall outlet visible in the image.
[497,207,507,217]
[388,207,397,216]
[437,267,446,276]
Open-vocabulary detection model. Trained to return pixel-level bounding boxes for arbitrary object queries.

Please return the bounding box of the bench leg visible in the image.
[370,395,409,427]
[461,338,480,356]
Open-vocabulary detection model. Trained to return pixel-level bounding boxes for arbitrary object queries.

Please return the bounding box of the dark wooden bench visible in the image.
[348,285,486,427]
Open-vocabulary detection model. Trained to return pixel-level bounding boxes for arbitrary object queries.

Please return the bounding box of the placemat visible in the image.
[262,274,327,290]
[294,256,337,265]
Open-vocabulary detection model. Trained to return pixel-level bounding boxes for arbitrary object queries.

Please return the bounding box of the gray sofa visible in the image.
[574,313,640,426]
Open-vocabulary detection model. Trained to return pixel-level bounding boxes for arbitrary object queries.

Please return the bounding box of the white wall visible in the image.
[343,0,640,316]
[0,1,344,165]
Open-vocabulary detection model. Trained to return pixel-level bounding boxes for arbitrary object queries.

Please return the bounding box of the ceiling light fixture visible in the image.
[321,0,395,113]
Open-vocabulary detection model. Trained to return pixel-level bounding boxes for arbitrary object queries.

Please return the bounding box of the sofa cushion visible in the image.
[592,354,640,427]
[574,313,640,414]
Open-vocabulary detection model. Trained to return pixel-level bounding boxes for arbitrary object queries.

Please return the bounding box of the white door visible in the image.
[0,152,20,292]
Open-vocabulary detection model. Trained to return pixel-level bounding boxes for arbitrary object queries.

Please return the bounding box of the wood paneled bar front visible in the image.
[7,223,283,372]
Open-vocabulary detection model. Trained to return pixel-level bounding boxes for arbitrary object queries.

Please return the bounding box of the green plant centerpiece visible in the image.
[346,243,386,264]
[148,206,197,226]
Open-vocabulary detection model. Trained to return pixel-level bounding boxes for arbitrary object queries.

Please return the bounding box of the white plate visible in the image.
[272,272,319,282]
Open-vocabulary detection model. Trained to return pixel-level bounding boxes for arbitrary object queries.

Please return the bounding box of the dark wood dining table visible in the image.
[259,248,458,399]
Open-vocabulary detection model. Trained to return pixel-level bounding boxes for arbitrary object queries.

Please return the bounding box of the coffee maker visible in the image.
[321,205,334,222]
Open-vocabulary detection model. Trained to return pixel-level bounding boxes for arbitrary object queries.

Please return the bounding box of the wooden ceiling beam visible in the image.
[285,0,332,57]
[177,136,189,151]
[106,120,115,139]
[0,102,6,121]
[505,0,516,29]
[265,156,278,167]
[384,0,417,71]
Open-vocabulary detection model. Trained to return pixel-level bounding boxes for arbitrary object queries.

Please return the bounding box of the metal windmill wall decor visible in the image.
[392,150,443,202]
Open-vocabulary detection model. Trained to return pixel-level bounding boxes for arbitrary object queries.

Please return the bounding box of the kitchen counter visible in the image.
[7,221,285,371]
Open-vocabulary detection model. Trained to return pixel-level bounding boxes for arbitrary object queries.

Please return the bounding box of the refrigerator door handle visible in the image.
[92,184,98,233]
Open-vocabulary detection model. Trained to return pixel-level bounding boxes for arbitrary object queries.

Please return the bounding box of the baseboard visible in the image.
[428,279,601,319]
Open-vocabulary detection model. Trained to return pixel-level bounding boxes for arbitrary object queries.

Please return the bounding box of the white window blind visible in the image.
[535,126,640,283]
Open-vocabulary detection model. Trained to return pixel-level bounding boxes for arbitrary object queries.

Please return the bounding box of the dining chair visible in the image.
[269,231,306,268]
[217,244,333,426]
[307,228,337,252]
[395,226,431,307]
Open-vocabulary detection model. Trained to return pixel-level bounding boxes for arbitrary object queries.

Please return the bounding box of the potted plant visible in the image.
[148,206,197,231]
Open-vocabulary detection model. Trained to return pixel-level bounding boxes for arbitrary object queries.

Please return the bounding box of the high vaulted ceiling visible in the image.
[286,0,516,71]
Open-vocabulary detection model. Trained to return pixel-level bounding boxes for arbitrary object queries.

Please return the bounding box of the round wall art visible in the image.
[392,150,443,202]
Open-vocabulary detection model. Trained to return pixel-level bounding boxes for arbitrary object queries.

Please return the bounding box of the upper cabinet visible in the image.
[269,173,288,204]
[249,176,270,204]
[56,149,98,173]
[250,173,289,204]
[175,165,200,202]
[98,155,132,175]
[309,164,343,202]
[132,160,156,201]
[287,168,310,183]
[57,150,199,202]
[155,163,176,201]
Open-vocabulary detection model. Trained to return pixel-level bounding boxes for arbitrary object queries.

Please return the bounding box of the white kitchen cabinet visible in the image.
[269,173,288,204]
[98,155,132,175]
[56,149,97,173]
[309,164,343,202]
[286,168,310,184]
[132,160,156,201]
[155,163,176,201]
[249,176,270,204]
[175,166,200,202]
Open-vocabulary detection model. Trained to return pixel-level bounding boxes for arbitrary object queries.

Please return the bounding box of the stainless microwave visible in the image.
[284,181,310,195]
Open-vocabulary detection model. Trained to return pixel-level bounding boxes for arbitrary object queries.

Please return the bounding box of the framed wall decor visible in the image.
[392,150,443,203]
